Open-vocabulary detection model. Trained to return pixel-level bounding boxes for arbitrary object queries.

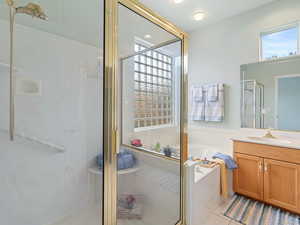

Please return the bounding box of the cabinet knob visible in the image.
[259,162,262,171]
[264,163,268,172]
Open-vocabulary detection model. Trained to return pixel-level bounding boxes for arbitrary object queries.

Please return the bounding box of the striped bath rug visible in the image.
[223,194,300,225]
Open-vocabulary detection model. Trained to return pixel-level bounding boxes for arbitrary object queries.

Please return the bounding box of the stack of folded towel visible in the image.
[97,148,137,170]
[191,83,225,122]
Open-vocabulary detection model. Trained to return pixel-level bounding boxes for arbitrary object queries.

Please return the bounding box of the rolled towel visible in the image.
[97,149,137,170]
[97,153,105,169]
[118,150,136,170]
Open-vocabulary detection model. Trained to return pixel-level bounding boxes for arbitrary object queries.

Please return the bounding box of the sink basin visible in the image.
[247,136,292,144]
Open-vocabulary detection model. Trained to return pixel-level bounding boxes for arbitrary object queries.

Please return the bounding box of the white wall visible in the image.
[0,20,103,225]
[188,0,300,154]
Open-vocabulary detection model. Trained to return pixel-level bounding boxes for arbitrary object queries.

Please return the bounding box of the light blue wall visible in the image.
[189,0,300,129]
[278,76,300,131]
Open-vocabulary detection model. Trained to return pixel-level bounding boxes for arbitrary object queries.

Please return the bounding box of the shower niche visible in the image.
[16,77,42,96]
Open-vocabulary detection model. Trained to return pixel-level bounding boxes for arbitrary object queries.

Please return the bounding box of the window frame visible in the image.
[133,42,177,132]
[259,22,300,61]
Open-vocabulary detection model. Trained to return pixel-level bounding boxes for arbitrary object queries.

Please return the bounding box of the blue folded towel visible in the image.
[97,148,137,170]
[212,153,237,170]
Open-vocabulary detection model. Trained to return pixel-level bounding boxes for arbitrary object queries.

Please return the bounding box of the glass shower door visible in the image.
[0,0,104,225]
[115,3,186,225]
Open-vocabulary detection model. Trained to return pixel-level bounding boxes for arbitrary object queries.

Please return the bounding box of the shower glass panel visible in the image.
[241,80,264,128]
[0,1,104,225]
[118,4,182,225]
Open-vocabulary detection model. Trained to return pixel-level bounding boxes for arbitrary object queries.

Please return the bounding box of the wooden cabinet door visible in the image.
[264,159,300,212]
[234,153,264,200]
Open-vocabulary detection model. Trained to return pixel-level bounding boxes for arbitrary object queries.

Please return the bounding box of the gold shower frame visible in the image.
[103,0,189,224]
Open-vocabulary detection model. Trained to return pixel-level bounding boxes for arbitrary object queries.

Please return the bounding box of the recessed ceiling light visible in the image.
[173,0,184,4]
[193,11,205,21]
[144,34,152,39]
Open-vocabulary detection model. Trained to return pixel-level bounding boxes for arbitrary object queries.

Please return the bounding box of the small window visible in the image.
[260,25,299,60]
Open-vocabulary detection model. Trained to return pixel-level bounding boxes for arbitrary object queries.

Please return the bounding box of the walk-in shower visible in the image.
[0,0,104,224]
[6,0,47,141]
[0,0,187,224]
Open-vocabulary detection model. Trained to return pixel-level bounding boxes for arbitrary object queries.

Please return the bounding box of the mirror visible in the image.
[241,56,300,131]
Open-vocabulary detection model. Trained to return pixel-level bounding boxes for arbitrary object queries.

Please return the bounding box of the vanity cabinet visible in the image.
[234,153,263,200]
[233,141,300,214]
[264,159,300,212]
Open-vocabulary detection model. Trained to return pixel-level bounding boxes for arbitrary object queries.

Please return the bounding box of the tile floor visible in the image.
[203,213,243,225]
[51,203,148,225]
[202,197,242,225]
[52,197,242,225]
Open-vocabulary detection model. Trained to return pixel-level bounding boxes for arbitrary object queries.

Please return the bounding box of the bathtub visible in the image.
[186,160,221,225]
[188,144,219,159]
[188,143,234,190]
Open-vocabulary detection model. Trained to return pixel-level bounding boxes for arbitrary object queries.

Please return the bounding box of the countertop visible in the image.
[232,136,300,150]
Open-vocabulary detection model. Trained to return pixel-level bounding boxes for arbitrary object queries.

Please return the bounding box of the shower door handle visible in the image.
[114,128,120,154]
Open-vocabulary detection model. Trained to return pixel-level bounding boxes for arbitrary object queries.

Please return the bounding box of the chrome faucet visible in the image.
[263,129,276,139]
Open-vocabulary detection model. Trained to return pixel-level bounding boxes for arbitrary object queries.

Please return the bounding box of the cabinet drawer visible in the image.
[234,141,300,165]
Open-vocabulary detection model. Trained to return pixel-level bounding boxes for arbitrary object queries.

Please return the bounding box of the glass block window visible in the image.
[134,43,174,129]
[261,25,299,60]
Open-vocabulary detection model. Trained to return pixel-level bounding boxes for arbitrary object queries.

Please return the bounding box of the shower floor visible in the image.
[51,203,147,225]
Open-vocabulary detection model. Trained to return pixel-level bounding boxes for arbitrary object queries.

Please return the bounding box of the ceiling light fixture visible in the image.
[193,11,205,21]
[144,34,152,39]
[173,0,184,4]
